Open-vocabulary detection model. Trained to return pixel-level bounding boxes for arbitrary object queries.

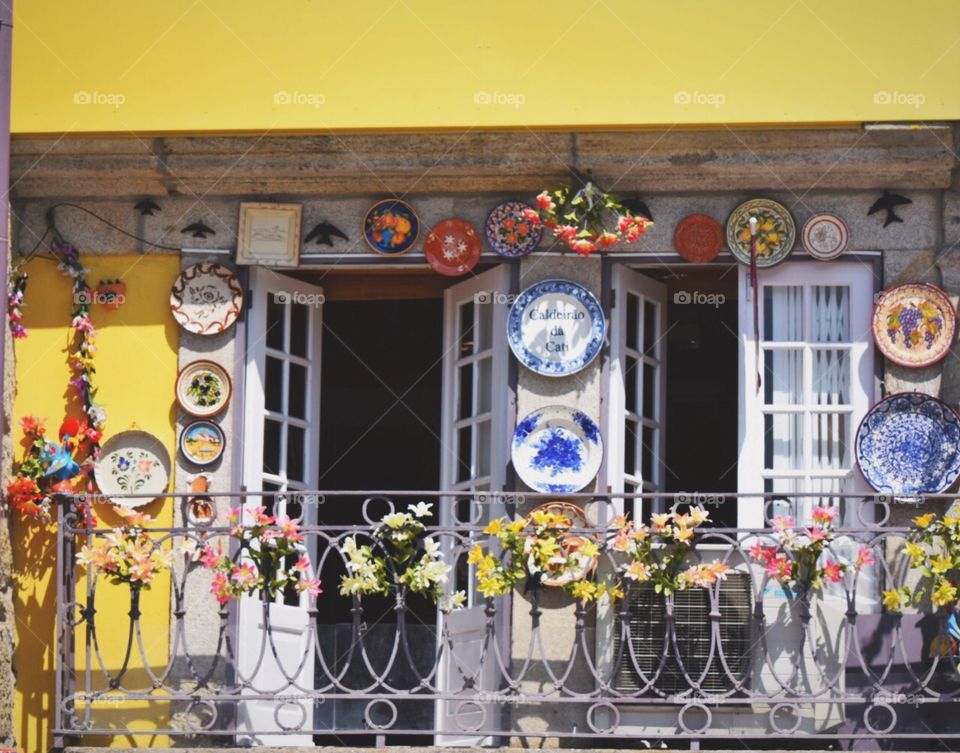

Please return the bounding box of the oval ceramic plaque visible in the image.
[856,393,960,495]
[180,420,225,466]
[507,279,605,377]
[872,282,956,368]
[94,430,172,508]
[801,212,849,260]
[485,200,542,258]
[725,198,796,268]
[170,263,244,335]
[176,360,232,418]
[512,406,603,494]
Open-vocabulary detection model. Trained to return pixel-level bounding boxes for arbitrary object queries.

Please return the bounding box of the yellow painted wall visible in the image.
[12,254,180,753]
[11,0,960,134]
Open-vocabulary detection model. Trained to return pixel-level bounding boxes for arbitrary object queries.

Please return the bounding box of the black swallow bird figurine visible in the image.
[134,199,161,216]
[182,221,216,239]
[304,220,349,246]
[620,197,654,222]
[868,190,912,228]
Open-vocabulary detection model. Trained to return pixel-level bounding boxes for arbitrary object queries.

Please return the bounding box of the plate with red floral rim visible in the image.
[872,282,956,367]
[94,430,172,508]
[424,218,482,277]
[485,200,543,257]
[802,213,849,260]
[673,214,724,263]
[176,360,232,418]
[362,199,420,255]
[725,198,796,268]
[170,263,244,335]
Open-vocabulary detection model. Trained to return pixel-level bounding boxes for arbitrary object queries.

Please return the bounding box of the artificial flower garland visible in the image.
[7,271,27,339]
[523,177,654,256]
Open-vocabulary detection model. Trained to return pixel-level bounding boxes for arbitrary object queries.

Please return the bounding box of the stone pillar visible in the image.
[0,260,16,746]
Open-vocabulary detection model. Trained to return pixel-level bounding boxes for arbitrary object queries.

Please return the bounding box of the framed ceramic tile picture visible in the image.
[236,202,303,266]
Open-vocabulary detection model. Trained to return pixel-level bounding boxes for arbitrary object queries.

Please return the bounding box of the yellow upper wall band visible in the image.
[11,0,960,135]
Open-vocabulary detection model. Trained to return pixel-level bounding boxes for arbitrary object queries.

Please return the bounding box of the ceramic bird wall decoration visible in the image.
[304,220,349,246]
[135,199,162,216]
[868,190,912,228]
[182,221,216,239]
[41,418,82,482]
[620,197,654,222]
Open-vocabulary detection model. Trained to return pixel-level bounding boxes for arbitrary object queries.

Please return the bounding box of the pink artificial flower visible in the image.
[811,506,839,525]
[766,555,792,581]
[804,526,828,543]
[210,570,232,605]
[199,545,221,570]
[823,560,843,583]
[250,506,276,526]
[535,191,555,212]
[772,515,794,532]
[231,563,257,586]
[277,515,304,542]
[296,577,323,597]
[293,555,310,573]
[856,545,876,570]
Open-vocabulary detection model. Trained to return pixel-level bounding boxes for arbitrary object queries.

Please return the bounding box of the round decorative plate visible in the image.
[725,198,796,268]
[507,279,605,377]
[801,213,849,260]
[855,393,960,495]
[170,263,244,335]
[485,200,543,258]
[176,360,232,418]
[94,430,172,508]
[180,420,225,466]
[673,214,724,263]
[423,218,482,277]
[512,406,603,494]
[872,282,956,368]
[526,501,598,587]
[362,199,420,255]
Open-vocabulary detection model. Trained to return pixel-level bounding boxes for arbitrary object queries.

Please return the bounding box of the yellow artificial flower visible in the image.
[930,554,954,575]
[483,519,502,536]
[904,541,926,565]
[882,588,907,612]
[943,515,960,529]
[570,580,597,601]
[931,580,958,608]
[913,513,936,529]
[467,544,484,565]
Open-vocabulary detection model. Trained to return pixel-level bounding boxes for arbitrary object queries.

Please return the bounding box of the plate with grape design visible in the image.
[511,406,603,493]
[872,282,956,368]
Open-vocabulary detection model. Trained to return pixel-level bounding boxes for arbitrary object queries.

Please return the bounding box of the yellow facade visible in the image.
[11,0,960,135]
[11,255,180,753]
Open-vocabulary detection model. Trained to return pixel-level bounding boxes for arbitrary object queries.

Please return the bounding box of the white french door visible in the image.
[606,266,668,519]
[238,268,323,744]
[436,265,510,746]
[738,262,875,528]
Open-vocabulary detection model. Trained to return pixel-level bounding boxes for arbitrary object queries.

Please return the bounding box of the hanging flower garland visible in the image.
[523,173,654,256]
[7,271,28,339]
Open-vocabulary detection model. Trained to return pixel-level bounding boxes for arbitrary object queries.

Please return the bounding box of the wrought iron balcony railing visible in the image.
[52,491,960,747]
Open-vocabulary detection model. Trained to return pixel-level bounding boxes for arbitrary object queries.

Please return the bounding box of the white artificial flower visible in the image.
[410,501,433,519]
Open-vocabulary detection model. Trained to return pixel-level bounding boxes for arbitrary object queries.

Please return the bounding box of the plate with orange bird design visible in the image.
[362,199,421,255]
[725,198,796,268]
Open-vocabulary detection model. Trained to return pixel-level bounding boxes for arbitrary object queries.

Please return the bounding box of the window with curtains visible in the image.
[740,262,875,527]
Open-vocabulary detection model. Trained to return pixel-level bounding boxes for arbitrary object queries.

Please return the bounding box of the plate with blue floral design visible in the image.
[485,200,543,257]
[855,393,960,495]
[507,279,606,377]
[512,406,603,493]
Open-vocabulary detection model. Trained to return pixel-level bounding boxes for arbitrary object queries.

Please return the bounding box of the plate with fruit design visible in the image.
[362,199,420,255]
[725,198,795,268]
[872,282,956,368]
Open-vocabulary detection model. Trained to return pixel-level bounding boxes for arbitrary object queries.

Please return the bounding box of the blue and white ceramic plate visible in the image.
[855,393,960,495]
[512,406,603,493]
[507,280,606,377]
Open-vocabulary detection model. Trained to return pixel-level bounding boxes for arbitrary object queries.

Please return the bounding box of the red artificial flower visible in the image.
[60,417,81,441]
[571,239,597,256]
[535,191,555,212]
[19,416,45,438]
[553,225,578,244]
[6,476,44,517]
[596,232,619,250]
[521,208,541,226]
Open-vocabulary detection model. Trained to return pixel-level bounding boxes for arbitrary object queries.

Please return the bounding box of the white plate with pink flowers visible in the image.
[94,430,172,508]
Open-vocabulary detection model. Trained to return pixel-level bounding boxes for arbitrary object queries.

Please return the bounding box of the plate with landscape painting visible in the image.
[511,406,603,494]
[180,420,225,466]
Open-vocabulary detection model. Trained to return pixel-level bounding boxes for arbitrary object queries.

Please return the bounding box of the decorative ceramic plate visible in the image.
[362,199,420,255]
[176,360,232,418]
[485,200,543,258]
[801,213,849,260]
[180,420,226,466]
[170,263,244,335]
[673,214,724,263]
[872,282,956,368]
[424,218,482,276]
[725,198,796,268]
[856,393,960,495]
[507,279,605,377]
[94,430,172,507]
[512,406,603,494]
[526,501,598,587]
